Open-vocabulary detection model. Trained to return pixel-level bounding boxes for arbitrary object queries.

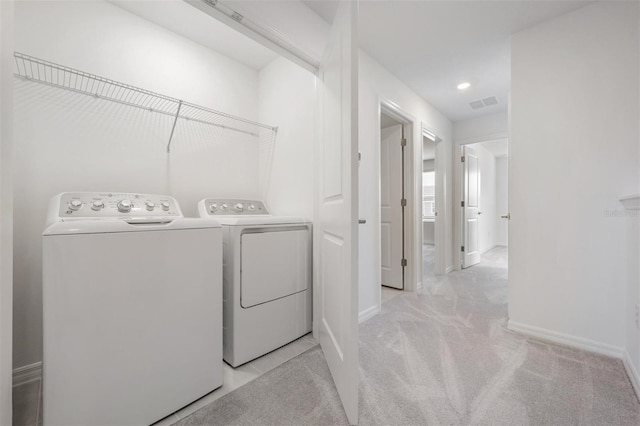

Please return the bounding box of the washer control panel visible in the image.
[54,192,182,220]
[201,199,268,216]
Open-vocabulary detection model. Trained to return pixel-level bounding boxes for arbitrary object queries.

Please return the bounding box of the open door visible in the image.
[462,145,481,268]
[380,124,404,289]
[313,1,359,424]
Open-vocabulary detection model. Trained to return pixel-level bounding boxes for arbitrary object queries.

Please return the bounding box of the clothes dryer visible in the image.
[42,192,222,426]
[197,198,312,367]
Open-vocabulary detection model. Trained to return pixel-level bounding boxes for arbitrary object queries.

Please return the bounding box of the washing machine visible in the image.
[197,198,312,367]
[42,192,223,426]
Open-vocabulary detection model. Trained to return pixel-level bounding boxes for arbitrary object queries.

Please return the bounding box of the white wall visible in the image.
[0,0,14,422]
[509,0,639,366]
[358,51,452,318]
[495,156,508,246]
[258,57,315,219]
[453,111,508,145]
[13,0,265,369]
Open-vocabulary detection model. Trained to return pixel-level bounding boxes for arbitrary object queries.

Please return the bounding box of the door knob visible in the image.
[477,211,482,215]
[501,214,511,219]
[358,219,366,224]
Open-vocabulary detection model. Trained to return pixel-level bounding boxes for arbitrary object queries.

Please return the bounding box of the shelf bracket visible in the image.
[166,100,183,153]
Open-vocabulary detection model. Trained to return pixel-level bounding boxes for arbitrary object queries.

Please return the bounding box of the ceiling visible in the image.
[304,0,590,122]
[110,0,278,70]
[113,0,591,124]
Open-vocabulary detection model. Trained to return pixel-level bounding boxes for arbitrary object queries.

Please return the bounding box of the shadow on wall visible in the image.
[12,79,266,367]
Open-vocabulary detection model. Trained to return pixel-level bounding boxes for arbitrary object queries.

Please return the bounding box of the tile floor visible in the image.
[11,333,317,426]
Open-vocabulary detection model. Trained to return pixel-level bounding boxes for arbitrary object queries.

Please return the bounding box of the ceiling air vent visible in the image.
[469,100,484,110]
[468,96,499,110]
[482,96,499,106]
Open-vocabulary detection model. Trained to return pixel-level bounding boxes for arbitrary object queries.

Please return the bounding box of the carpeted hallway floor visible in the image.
[176,248,640,425]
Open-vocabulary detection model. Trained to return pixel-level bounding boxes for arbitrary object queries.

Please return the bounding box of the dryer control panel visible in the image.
[199,199,269,216]
[49,192,183,223]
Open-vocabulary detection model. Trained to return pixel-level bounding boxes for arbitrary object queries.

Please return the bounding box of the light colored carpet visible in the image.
[176,248,640,425]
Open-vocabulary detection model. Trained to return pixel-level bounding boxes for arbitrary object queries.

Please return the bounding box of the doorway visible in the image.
[422,132,437,283]
[458,139,509,270]
[379,111,406,290]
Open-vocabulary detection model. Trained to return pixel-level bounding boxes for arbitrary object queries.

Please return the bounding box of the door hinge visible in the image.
[461,200,465,207]
[401,198,407,207]
[401,258,407,267]
[461,246,465,252]
[401,138,407,147]
[461,156,465,162]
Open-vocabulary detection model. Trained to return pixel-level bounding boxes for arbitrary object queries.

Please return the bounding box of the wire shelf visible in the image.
[13,52,277,151]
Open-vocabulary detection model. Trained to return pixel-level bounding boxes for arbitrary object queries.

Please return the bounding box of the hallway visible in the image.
[361,247,639,424]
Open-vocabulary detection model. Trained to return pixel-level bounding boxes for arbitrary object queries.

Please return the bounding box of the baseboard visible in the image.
[623,351,640,402]
[416,281,423,291]
[359,305,380,323]
[13,361,42,387]
[507,320,624,359]
[445,266,454,274]
[481,244,497,255]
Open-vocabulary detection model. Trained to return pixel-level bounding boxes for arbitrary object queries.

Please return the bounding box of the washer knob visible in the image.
[248,204,256,212]
[91,200,104,211]
[68,199,83,211]
[234,203,244,212]
[221,203,228,211]
[161,202,170,211]
[209,203,218,213]
[117,199,132,213]
[145,201,156,211]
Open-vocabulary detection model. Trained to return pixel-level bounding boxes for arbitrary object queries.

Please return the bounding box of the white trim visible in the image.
[445,266,454,274]
[480,244,497,255]
[416,281,423,291]
[623,351,640,402]
[358,305,380,323]
[456,132,508,147]
[507,320,623,358]
[13,362,42,387]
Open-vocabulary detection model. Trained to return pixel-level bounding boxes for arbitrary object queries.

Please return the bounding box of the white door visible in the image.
[463,145,481,268]
[313,1,359,424]
[380,124,403,289]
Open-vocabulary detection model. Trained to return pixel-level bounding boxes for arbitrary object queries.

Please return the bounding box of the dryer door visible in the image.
[240,226,310,308]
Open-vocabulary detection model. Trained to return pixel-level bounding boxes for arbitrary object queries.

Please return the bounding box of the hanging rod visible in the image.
[13,52,278,150]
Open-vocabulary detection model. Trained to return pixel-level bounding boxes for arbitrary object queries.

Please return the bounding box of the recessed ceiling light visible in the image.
[457,82,471,90]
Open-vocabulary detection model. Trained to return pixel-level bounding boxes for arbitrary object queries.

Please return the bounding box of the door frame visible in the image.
[421,123,445,277]
[378,98,433,293]
[454,134,508,270]
[379,122,405,290]
[0,1,13,424]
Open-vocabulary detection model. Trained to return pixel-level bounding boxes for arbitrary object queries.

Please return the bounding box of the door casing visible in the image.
[378,100,416,291]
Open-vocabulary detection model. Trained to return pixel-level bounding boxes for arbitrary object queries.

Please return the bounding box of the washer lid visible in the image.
[43,218,221,236]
